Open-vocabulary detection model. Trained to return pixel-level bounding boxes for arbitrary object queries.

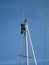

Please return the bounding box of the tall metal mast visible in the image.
[20,19,37,65]
[21,19,28,65]
[25,21,28,65]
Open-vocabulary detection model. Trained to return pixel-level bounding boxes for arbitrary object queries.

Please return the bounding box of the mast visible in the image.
[21,19,28,65]
[25,22,28,65]
[20,19,37,65]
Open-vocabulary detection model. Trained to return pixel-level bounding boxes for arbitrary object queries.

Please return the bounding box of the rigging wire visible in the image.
[27,25,37,65]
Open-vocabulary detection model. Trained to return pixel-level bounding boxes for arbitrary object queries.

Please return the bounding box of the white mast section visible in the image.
[20,19,37,65]
[25,23,29,65]
[27,25,37,65]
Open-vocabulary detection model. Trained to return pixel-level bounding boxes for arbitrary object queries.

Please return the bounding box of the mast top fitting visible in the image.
[21,19,27,35]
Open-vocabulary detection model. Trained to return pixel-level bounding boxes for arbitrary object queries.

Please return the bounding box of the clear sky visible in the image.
[0,0,49,65]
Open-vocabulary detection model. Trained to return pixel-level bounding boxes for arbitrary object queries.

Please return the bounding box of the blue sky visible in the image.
[0,0,49,65]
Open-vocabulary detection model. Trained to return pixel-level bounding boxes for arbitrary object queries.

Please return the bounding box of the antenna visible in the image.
[23,12,24,20]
